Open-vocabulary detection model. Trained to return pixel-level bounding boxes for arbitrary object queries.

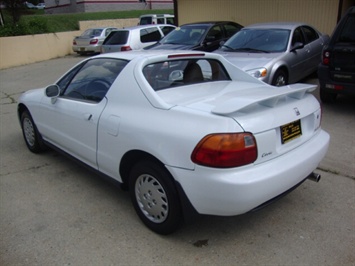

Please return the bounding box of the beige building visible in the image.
[173,0,355,35]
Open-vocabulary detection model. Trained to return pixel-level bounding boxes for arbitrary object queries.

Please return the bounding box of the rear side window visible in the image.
[103,31,129,45]
[337,14,355,43]
[140,28,162,43]
[143,59,231,91]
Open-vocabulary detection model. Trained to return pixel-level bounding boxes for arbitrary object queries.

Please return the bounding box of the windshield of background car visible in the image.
[143,58,231,91]
[222,29,290,52]
[103,31,129,45]
[57,58,128,102]
[140,17,152,25]
[337,14,355,43]
[160,25,209,45]
[81,29,103,37]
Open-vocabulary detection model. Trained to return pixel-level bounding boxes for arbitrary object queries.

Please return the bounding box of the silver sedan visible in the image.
[215,22,330,86]
[72,27,117,55]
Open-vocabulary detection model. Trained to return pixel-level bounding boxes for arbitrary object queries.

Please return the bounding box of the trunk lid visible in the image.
[157,81,321,164]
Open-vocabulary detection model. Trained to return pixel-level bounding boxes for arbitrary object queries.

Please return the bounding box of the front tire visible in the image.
[129,160,182,235]
[21,110,46,153]
[272,69,288,86]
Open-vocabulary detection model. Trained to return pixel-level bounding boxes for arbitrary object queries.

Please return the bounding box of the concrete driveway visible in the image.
[0,55,354,265]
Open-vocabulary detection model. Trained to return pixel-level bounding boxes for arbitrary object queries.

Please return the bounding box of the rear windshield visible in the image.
[103,31,129,45]
[82,29,103,37]
[337,14,355,43]
[143,59,231,91]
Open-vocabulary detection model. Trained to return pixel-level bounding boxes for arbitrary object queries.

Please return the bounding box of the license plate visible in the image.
[281,120,302,144]
[80,48,85,51]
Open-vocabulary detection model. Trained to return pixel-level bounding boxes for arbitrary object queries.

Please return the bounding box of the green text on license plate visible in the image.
[281,119,302,144]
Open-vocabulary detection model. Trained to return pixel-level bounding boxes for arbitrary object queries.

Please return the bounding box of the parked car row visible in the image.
[72,25,176,55]
[72,6,354,101]
[145,21,243,52]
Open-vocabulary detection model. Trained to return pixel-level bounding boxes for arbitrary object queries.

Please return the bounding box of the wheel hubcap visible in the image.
[275,76,286,86]
[23,117,35,147]
[135,174,168,223]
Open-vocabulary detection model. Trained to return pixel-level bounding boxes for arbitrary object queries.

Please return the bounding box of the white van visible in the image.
[138,14,175,25]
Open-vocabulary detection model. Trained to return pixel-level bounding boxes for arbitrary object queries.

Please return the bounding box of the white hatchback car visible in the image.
[18,51,329,234]
[101,24,176,53]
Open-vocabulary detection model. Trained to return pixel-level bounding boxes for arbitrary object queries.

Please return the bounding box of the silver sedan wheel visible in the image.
[23,117,36,147]
[135,174,169,223]
[274,75,286,86]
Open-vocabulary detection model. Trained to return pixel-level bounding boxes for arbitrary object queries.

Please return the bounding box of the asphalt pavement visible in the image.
[0,55,354,265]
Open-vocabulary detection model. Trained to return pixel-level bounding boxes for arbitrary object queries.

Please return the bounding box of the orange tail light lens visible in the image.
[191,133,257,168]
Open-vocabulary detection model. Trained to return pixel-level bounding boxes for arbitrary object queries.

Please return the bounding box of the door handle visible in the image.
[84,113,93,120]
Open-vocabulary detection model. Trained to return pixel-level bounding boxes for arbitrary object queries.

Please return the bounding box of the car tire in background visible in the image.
[129,159,182,235]
[272,69,288,86]
[320,88,337,103]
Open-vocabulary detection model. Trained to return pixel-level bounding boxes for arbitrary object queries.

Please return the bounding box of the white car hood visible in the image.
[214,51,283,70]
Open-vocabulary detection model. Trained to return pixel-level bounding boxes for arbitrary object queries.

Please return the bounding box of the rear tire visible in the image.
[129,160,182,235]
[21,110,46,153]
[320,89,337,103]
[272,69,288,86]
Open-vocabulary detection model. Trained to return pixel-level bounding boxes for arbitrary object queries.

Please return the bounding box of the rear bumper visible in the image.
[167,129,329,216]
[72,45,101,53]
[318,64,355,95]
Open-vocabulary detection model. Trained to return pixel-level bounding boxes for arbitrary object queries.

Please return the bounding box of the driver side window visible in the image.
[292,27,305,45]
[61,58,128,102]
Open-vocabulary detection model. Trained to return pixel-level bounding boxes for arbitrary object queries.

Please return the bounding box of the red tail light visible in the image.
[73,40,77,45]
[121,46,132,51]
[322,50,330,65]
[90,39,99,45]
[191,133,257,168]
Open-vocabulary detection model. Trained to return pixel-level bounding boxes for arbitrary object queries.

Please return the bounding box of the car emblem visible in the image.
[294,107,300,116]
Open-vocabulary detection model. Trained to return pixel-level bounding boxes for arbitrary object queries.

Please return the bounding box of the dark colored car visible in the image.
[145,21,243,52]
[318,6,355,103]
